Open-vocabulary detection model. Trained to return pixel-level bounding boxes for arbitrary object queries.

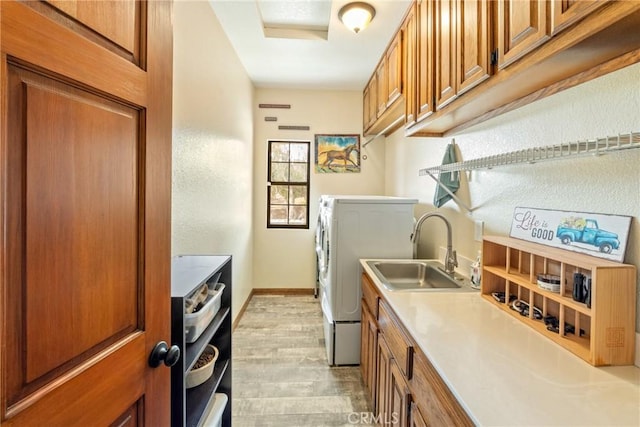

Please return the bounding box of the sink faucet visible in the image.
[410,212,458,274]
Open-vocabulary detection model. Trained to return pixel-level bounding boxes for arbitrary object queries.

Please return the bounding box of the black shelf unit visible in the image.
[171,255,232,427]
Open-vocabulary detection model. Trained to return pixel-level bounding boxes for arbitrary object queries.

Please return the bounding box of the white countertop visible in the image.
[360,259,640,427]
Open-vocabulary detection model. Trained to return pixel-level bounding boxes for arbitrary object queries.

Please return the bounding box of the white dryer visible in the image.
[317,195,417,365]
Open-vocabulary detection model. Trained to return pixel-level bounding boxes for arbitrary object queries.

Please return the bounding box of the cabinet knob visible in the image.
[149,341,181,368]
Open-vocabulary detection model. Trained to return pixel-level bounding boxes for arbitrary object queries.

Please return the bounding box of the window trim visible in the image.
[266,140,310,229]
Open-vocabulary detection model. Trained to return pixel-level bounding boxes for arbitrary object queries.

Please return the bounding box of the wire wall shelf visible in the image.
[419,131,640,176]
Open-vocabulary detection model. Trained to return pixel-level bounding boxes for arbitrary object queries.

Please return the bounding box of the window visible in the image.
[267,140,310,228]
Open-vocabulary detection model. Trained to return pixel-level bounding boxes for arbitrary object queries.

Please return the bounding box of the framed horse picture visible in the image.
[314,134,360,173]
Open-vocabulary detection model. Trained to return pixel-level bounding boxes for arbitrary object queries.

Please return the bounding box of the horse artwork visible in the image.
[314,134,361,173]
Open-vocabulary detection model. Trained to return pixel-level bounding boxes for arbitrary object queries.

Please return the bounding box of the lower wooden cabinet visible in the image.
[376,334,393,422]
[360,301,378,406]
[361,272,473,427]
[388,359,411,427]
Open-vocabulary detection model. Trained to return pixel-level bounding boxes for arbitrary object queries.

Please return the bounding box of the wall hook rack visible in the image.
[420,131,640,213]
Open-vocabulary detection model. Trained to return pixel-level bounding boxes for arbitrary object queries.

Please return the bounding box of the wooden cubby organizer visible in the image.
[482,235,636,366]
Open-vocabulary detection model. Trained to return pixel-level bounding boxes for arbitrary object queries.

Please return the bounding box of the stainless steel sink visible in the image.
[366,260,476,292]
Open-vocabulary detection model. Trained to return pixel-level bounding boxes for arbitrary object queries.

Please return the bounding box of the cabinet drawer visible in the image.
[378,301,413,379]
[411,350,473,426]
[362,272,379,318]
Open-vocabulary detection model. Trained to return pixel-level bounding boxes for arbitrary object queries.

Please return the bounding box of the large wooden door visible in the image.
[0,1,173,425]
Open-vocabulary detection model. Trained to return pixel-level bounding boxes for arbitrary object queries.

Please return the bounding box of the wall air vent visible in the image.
[259,103,291,109]
[278,125,310,131]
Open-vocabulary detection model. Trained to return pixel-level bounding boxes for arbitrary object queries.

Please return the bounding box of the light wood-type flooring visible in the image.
[232,294,371,426]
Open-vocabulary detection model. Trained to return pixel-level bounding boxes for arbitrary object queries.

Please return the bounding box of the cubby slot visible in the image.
[482,270,507,298]
[483,241,507,270]
[507,248,532,279]
[560,306,591,356]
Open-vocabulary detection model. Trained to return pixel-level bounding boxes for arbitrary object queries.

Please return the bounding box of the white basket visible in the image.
[202,393,228,427]
[185,283,225,343]
[186,345,219,389]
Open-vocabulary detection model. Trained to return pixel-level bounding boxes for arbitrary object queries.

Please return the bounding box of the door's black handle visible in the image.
[149,341,181,368]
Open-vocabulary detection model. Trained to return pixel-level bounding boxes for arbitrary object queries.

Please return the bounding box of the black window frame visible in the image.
[267,140,310,229]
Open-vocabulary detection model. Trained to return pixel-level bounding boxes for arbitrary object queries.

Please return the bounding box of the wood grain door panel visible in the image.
[403,3,416,127]
[5,335,146,425]
[45,0,139,53]
[1,1,147,106]
[1,0,172,424]
[13,65,140,388]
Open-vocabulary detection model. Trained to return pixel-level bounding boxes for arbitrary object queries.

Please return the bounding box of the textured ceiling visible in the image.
[208,0,412,90]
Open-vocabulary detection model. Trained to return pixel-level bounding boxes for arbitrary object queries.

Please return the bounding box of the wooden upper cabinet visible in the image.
[416,0,434,123]
[434,0,491,111]
[363,74,378,132]
[386,31,403,107]
[497,0,550,69]
[363,84,371,131]
[403,3,417,127]
[456,0,491,95]
[369,74,378,126]
[376,59,387,117]
[434,0,457,109]
[550,0,610,35]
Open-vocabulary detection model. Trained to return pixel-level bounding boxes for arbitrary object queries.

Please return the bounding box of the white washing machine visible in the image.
[317,195,417,365]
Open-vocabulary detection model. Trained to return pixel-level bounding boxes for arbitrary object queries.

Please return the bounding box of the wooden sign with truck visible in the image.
[510,207,631,263]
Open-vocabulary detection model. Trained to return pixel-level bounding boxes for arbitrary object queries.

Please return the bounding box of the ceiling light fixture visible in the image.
[338,2,376,34]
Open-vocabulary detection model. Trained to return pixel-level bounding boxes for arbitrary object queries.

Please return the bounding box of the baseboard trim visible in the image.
[233,289,254,331]
[635,332,639,368]
[251,288,314,295]
[232,288,315,331]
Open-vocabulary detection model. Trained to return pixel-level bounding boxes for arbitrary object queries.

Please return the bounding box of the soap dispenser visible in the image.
[470,250,482,289]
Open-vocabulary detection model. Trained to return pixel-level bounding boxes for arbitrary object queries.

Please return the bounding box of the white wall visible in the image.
[172,1,255,321]
[385,62,640,332]
[252,89,386,289]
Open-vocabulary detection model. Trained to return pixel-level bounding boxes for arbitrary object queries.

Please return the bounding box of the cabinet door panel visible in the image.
[376,60,387,117]
[409,402,427,427]
[376,334,392,419]
[403,3,417,127]
[435,0,457,109]
[456,0,490,95]
[389,361,410,427]
[551,0,609,35]
[360,302,378,405]
[369,77,377,126]
[363,86,370,131]
[497,0,550,69]
[387,32,403,106]
[416,0,434,121]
